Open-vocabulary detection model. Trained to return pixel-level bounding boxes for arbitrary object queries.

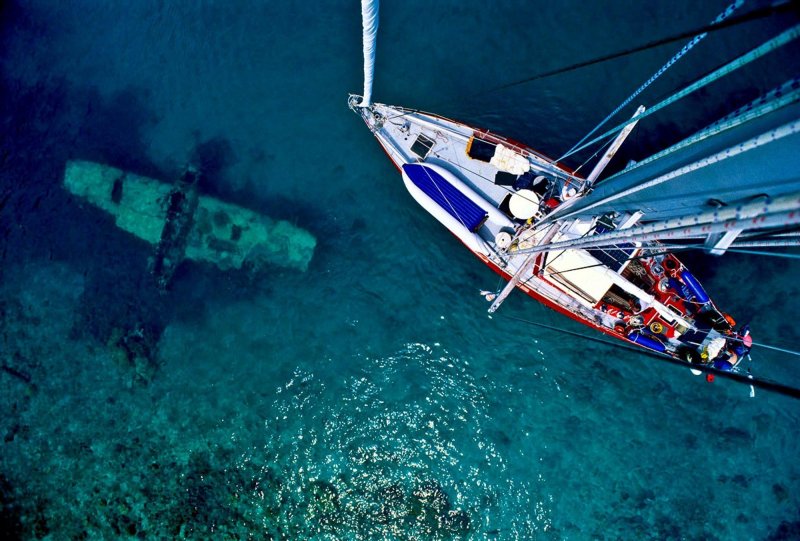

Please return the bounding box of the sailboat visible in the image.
[349,0,800,383]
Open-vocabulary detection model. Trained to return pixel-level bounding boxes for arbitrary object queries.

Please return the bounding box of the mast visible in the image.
[513,190,800,256]
[584,105,645,187]
[488,223,561,314]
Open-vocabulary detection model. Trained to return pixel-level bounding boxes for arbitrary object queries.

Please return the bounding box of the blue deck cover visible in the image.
[403,164,488,232]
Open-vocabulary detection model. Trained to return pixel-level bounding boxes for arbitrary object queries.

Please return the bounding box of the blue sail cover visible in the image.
[403,164,488,232]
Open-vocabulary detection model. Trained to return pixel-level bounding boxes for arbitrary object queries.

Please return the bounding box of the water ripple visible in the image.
[233,342,547,539]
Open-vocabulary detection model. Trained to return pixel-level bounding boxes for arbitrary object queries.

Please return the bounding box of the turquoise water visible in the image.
[2,1,800,539]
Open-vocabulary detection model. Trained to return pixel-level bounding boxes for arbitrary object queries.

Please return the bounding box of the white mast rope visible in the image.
[559,0,745,162]
[359,0,380,107]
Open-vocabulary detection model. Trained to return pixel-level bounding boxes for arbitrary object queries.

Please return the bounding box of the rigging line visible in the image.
[653,243,800,260]
[508,245,800,358]
[710,246,800,259]
[749,341,800,357]
[496,313,800,399]
[519,240,796,292]
[603,77,800,183]
[730,239,800,248]
[558,23,800,162]
[741,231,800,242]
[561,0,745,161]
[751,229,800,239]
[375,2,798,144]
[573,136,616,175]
[473,1,799,100]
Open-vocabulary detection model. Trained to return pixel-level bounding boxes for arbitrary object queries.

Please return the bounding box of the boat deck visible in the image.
[351,99,743,368]
[356,102,610,321]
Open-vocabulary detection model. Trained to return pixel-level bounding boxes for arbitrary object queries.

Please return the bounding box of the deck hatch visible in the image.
[466,136,495,162]
[588,243,637,273]
[410,133,435,159]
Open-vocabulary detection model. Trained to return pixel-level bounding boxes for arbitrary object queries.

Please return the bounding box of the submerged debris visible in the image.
[150,167,200,289]
[106,326,160,386]
[63,160,317,288]
[0,362,31,385]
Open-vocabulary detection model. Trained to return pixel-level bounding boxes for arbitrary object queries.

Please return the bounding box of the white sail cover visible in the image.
[359,0,379,107]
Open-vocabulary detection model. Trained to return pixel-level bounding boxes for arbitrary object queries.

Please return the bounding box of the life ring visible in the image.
[663,257,679,278]
[495,231,512,250]
[649,321,664,334]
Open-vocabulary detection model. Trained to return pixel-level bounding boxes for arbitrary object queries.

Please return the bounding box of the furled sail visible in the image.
[548,82,800,224]
[359,0,379,107]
